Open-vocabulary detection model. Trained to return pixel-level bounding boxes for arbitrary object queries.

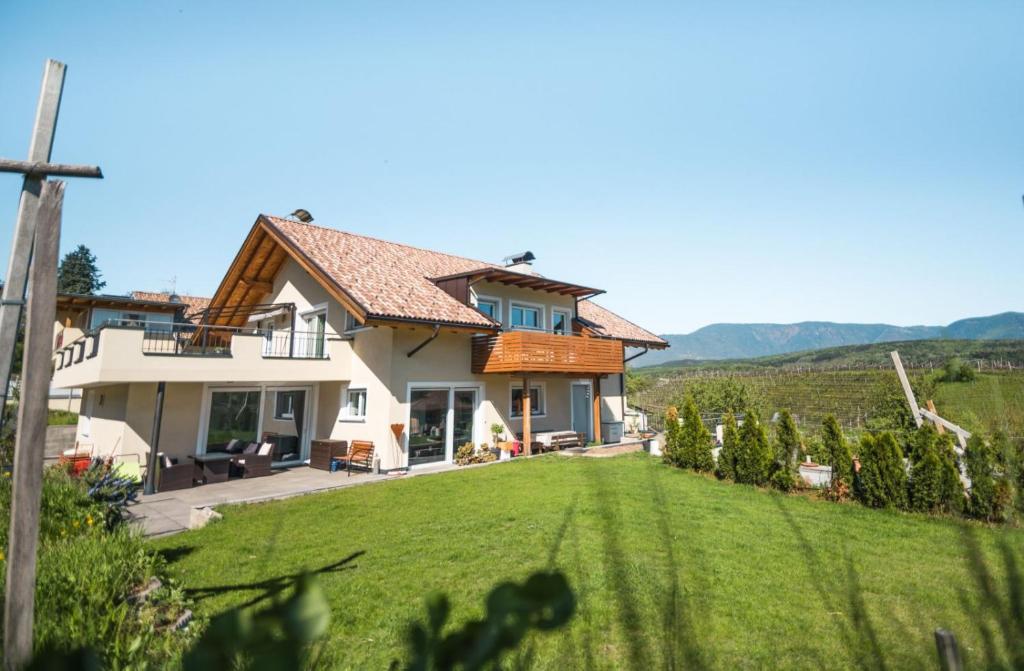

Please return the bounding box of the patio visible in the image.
[131,465,397,536]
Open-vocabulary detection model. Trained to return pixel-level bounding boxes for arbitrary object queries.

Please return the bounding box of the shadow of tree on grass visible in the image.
[185,550,365,610]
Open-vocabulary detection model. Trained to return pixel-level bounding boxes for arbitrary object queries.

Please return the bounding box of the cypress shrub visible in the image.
[821,414,852,484]
[964,434,1011,522]
[663,406,680,465]
[678,395,714,472]
[856,432,908,509]
[716,412,739,481]
[936,433,964,515]
[774,410,801,469]
[735,411,772,486]
[908,427,949,513]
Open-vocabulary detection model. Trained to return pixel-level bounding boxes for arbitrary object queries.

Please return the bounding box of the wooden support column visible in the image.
[592,375,602,444]
[143,381,167,495]
[522,375,532,456]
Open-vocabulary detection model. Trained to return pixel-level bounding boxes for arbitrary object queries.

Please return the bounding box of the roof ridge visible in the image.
[263,214,502,271]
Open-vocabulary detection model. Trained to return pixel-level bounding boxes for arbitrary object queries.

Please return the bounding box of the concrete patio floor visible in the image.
[131,440,650,537]
[132,465,436,537]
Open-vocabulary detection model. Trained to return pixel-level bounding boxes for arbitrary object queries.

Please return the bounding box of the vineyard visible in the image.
[631,367,1024,440]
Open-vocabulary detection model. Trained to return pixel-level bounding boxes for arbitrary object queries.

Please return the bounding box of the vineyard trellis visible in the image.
[632,363,1024,440]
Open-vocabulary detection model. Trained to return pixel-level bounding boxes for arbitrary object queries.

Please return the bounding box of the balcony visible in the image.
[471,330,624,375]
[52,323,350,387]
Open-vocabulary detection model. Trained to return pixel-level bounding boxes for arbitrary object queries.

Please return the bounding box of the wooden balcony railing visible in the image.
[471,331,624,375]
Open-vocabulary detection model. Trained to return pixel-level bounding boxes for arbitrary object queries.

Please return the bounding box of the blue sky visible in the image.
[1,1,1021,334]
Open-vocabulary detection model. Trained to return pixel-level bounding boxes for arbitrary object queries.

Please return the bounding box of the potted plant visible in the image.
[491,423,511,459]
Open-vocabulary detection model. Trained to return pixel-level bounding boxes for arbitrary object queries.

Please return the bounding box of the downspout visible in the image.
[407,324,441,358]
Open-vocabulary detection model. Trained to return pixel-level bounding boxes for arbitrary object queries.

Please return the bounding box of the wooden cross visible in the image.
[0,59,103,670]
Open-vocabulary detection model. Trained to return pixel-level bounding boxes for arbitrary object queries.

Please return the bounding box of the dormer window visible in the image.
[477,298,499,321]
[511,303,542,330]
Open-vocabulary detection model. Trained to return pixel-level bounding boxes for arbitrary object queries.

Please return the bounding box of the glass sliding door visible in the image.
[409,388,449,467]
[262,387,310,464]
[452,389,477,453]
[206,389,260,453]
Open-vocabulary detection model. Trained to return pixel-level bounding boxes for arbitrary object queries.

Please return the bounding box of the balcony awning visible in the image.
[431,267,604,299]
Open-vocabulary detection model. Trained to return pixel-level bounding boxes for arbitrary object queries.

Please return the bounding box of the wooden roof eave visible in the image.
[206,216,372,328]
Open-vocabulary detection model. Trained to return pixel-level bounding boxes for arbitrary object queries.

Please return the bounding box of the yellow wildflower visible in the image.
[72,520,80,528]
[86,516,94,527]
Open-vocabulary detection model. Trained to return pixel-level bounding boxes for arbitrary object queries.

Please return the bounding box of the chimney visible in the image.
[503,251,536,275]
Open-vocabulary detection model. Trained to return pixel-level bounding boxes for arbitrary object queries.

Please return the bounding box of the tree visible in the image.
[908,426,961,514]
[716,412,739,481]
[963,434,1008,522]
[663,406,680,465]
[855,432,908,509]
[57,244,106,295]
[940,357,976,383]
[774,410,801,469]
[821,415,852,484]
[677,394,714,472]
[734,411,772,486]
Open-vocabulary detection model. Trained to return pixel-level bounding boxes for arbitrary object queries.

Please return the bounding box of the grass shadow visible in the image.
[772,496,889,671]
[956,526,1024,669]
[185,550,365,610]
[154,544,196,565]
[645,462,707,670]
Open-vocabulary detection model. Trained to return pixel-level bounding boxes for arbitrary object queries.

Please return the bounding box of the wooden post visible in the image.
[934,629,963,671]
[0,60,65,421]
[143,381,167,495]
[890,351,923,428]
[3,180,63,670]
[522,375,531,456]
[592,376,602,444]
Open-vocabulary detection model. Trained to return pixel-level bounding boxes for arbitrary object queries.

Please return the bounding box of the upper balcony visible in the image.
[471,330,624,376]
[52,322,350,387]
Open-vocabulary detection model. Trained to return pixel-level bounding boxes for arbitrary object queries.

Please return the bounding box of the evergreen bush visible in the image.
[734,411,772,486]
[855,432,907,509]
[677,395,714,472]
[908,425,963,514]
[716,412,739,481]
[663,406,680,465]
[963,434,1011,522]
[774,410,801,469]
[821,415,852,485]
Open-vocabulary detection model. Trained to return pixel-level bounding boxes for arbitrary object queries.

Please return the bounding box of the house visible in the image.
[51,213,667,481]
[51,292,208,412]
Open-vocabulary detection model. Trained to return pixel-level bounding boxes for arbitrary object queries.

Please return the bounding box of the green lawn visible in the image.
[152,454,1023,669]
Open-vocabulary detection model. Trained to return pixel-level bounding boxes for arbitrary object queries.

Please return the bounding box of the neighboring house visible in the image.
[52,213,667,476]
[52,292,209,412]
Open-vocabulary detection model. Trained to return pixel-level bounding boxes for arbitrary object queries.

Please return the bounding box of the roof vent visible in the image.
[168,293,181,303]
[503,251,535,267]
[290,208,314,223]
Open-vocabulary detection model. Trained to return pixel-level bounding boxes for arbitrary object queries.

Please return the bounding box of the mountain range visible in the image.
[636,312,1024,367]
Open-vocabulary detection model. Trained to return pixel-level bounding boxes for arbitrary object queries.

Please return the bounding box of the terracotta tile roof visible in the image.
[265,215,502,328]
[262,214,665,346]
[577,300,668,348]
[130,291,211,321]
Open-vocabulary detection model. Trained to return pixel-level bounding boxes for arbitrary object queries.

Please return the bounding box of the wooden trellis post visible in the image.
[0,59,103,670]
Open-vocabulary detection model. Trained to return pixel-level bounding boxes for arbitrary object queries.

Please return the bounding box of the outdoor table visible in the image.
[189,452,235,484]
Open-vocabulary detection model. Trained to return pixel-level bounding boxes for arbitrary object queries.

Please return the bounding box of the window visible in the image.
[552,309,571,335]
[510,385,545,417]
[477,299,499,322]
[511,303,541,330]
[345,311,361,332]
[274,390,298,419]
[344,388,367,420]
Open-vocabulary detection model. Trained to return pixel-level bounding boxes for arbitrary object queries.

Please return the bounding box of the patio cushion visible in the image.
[225,439,244,454]
[160,454,174,469]
[257,442,274,456]
[243,442,259,454]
